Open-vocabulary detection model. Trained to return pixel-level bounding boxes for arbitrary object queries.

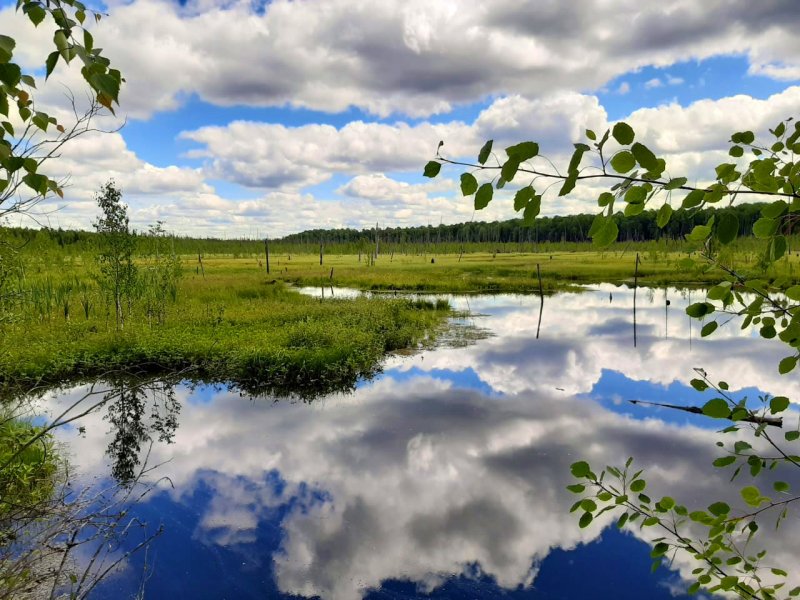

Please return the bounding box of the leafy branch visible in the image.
[1,0,123,219]
[427,118,800,597]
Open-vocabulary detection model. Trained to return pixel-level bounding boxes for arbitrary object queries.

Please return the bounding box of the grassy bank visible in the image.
[268,242,800,293]
[0,255,449,395]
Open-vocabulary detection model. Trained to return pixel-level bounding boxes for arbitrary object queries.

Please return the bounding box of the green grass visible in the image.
[269,242,800,293]
[3,237,799,394]
[0,415,57,536]
[0,255,449,396]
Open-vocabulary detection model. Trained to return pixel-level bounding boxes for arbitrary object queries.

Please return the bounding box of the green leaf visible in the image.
[786,285,800,301]
[631,142,658,171]
[707,282,731,300]
[570,461,591,478]
[513,186,534,211]
[700,321,718,337]
[616,513,628,529]
[663,177,687,190]
[658,496,675,510]
[624,185,647,204]
[770,396,790,414]
[474,183,493,210]
[597,192,614,207]
[708,501,730,516]
[702,399,730,419]
[590,215,618,247]
[22,172,48,194]
[566,484,585,494]
[501,157,520,182]
[0,35,15,63]
[656,203,672,228]
[762,200,787,219]
[26,4,47,26]
[681,189,704,209]
[779,356,798,374]
[610,151,635,173]
[740,485,763,507]
[630,479,646,492]
[720,576,739,591]
[423,161,441,178]
[580,499,597,512]
[53,30,70,60]
[686,302,714,318]
[0,63,21,86]
[459,172,478,196]
[768,235,787,262]
[753,217,778,239]
[786,431,800,442]
[716,212,739,245]
[477,140,493,165]
[45,51,59,79]
[612,122,635,145]
[568,143,588,173]
[729,145,743,157]
[558,172,577,196]
[505,141,538,162]
[84,29,94,54]
[686,224,712,243]
[713,456,736,468]
[586,129,596,141]
[773,481,790,493]
[579,511,593,528]
[522,195,541,224]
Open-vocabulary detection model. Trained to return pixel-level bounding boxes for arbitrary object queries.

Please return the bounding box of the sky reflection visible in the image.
[42,285,800,599]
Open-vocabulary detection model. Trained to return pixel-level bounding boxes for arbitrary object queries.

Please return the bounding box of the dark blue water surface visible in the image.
[43,285,800,599]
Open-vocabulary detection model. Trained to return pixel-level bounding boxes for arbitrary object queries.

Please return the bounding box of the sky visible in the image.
[3,0,800,237]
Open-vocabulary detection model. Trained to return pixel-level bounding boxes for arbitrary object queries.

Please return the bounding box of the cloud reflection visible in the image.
[43,285,800,599]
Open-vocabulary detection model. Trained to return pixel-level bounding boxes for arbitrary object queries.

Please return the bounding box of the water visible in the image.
[36,284,800,599]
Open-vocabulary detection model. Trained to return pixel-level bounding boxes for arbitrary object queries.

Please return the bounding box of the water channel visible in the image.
[34,283,800,599]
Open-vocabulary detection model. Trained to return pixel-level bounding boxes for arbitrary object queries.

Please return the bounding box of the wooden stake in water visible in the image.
[633,253,640,348]
[536,263,543,339]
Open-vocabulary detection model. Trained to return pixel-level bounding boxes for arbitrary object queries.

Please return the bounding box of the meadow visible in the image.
[0,246,450,396]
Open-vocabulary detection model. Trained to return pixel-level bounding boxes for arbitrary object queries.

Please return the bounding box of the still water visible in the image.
[39,284,800,599]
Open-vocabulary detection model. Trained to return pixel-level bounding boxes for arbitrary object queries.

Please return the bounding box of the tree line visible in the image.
[0,202,779,257]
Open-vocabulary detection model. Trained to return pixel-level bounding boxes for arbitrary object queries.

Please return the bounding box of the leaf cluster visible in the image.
[1,0,122,217]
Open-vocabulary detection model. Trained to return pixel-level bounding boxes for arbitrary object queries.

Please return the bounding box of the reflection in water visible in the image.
[0,380,173,598]
[105,379,180,484]
[35,285,800,599]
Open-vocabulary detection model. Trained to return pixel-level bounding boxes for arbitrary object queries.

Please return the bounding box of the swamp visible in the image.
[3,223,800,598]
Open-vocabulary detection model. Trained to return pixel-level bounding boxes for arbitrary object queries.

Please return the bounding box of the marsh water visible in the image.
[37,284,800,599]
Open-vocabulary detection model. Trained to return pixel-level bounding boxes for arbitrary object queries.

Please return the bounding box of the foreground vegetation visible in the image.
[0,253,449,395]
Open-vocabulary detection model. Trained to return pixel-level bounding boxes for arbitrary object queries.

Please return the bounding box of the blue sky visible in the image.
[3,0,800,236]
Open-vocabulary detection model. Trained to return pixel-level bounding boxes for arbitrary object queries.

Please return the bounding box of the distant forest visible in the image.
[0,202,786,255]
[276,202,774,246]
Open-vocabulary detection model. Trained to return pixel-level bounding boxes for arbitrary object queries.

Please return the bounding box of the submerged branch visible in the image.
[628,399,783,427]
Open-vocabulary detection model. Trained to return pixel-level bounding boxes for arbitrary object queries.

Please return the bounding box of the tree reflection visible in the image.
[0,374,183,598]
[104,379,180,485]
